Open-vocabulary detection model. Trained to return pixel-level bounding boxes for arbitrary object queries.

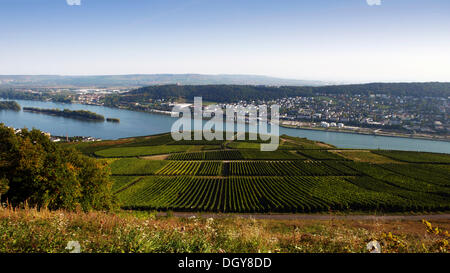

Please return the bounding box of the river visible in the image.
[1,99,449,154]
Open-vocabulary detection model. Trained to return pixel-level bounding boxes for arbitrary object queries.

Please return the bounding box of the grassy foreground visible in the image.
[1,206,448,253]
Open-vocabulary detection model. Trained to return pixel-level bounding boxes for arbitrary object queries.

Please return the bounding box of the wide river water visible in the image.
[1,99,449,154]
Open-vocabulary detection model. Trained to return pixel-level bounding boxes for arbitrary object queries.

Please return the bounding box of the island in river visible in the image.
[0,101,21,111]
[23,107,105,122]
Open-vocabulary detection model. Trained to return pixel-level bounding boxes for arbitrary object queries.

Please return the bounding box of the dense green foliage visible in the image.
[0,88,72,103]
[0,89,48,101]
[0,124,116,210]
[0,101,21,111]
[23,107,105,121]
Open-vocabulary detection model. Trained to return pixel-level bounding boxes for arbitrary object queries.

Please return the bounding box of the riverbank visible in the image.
[280,124,450,143]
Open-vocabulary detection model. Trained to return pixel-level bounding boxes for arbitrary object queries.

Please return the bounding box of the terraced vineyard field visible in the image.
[168,150,244,160]
[74,132,450,213]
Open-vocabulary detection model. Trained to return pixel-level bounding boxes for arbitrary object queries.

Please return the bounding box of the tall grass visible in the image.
[0,205,448,253]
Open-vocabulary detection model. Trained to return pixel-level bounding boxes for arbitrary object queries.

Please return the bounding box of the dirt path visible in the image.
[157,212,450,221]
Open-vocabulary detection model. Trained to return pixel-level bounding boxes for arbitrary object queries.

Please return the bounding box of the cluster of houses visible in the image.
[6,126,101,143]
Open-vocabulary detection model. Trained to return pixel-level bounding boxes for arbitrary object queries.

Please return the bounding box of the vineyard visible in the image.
[72,132,450,213]
[116,176,449,212]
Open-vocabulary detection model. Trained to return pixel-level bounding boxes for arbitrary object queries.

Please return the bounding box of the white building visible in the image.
[320,121,330,128]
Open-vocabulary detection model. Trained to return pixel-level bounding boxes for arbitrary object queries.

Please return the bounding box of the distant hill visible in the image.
[0,74,325,88]
[108,82,450,104]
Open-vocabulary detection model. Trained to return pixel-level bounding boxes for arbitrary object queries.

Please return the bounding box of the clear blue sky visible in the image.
[1,0,449,82]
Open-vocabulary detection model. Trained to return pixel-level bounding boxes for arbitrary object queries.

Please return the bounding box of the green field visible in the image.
[110,158,168,175]
[297,150,346,160]
[73,133,450,213]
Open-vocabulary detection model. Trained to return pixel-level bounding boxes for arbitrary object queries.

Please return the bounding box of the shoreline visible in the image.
[280,124,450,143]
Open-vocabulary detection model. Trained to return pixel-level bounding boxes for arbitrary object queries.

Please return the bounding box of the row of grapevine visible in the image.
[197,162,222,176]
[371,150,450,163]
[168,152,204,160]
[155,161,201,175]
[168,139,225,145]
[155,161,222,176]
[227,161,347,176]
[151,160,359,176]
[343,162,450,196]
[345,176,449,210]
[168,150,244,160]
[377,164,450,187]
[117,176,450,212]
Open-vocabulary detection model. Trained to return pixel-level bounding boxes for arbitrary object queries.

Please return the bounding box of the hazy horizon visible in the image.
[1,73,450,85]
[1,0,449,83]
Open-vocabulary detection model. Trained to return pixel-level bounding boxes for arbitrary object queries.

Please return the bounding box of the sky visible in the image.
[0,0,449,82]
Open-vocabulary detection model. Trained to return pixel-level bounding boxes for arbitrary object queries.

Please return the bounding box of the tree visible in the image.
[0,123,116,211]
[0,177,8,201]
